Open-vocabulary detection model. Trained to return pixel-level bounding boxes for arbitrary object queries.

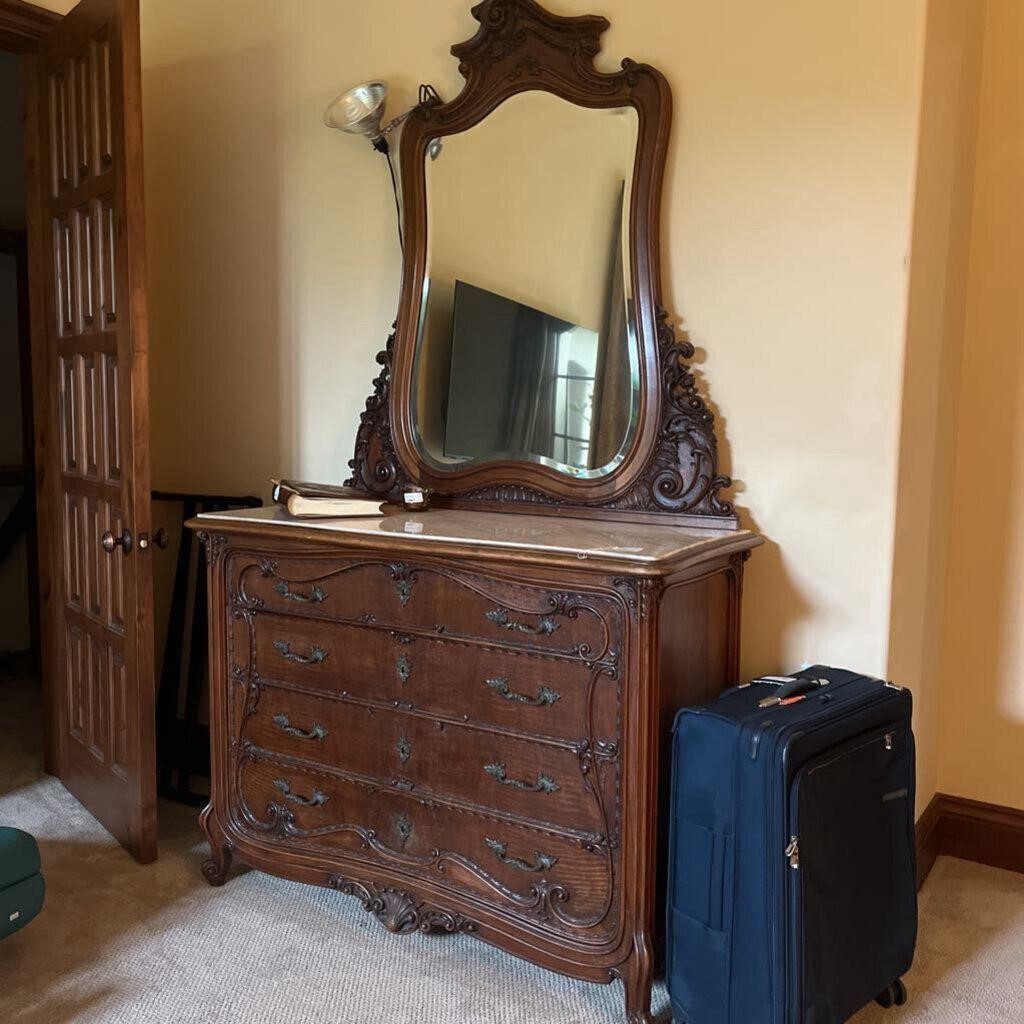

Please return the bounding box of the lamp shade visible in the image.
[323,81,388,140]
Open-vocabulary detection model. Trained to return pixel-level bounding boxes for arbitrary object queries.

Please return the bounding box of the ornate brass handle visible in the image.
[273,640,328,665]
[484,676,560,707]
[273,777,328,807]
[484,762,559,794]
[485,608,557,635]
[273,580,326,604]
[484,837,558,873]
[272,713,327,741]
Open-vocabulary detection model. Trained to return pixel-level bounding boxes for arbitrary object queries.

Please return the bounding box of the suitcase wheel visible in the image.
[874,978,907,1009]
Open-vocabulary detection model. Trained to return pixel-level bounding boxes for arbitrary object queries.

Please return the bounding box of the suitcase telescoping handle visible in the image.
[757,675,829,708]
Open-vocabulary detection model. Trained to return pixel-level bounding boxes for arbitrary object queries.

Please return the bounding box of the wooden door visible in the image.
[26,0,156,862]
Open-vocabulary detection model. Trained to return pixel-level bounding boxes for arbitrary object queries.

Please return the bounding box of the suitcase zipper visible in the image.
[785,836,799,869]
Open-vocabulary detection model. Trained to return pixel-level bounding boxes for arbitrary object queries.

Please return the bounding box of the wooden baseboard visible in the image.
[916,792,1024,887]
[915,794,943,888]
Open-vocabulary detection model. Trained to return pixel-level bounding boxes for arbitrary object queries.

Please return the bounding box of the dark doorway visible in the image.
[0,49,40,685]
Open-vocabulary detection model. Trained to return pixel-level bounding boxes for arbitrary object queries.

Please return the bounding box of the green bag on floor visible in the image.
[0,827,44,939]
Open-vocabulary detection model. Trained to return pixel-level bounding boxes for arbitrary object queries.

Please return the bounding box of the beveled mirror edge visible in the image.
[346,0,737,529]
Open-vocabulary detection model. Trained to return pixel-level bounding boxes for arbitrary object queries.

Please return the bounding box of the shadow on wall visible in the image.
[884,0,986,817]
[142,43,286,500]
[673,325,812,681]
[937,221,1024,806]
[936,0,1024,812]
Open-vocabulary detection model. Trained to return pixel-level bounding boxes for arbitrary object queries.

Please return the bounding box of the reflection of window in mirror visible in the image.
[552,328,598,469]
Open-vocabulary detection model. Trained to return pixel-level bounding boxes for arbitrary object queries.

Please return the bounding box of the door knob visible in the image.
[153,527,169,549]
[101,528,133,554]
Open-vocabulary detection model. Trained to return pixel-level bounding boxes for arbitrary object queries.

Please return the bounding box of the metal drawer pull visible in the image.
[486,608,557,636]
[273,778,328,807]
[395,812,412,844]
[273,580,326,604]
[273,640,328,665]
[484,762,559,794]
[485,676,560,707]
[484,838,558,873]
[396,653,411,683]
[272,713,327,741]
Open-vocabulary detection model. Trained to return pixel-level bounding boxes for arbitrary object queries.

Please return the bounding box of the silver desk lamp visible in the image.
[323,81,442,249]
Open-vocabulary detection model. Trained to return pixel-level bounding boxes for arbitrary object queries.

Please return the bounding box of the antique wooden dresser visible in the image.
[194,509,758,1022]
[191,2,761,1020]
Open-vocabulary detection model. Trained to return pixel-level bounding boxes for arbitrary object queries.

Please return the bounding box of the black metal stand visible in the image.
[154,491,261,805]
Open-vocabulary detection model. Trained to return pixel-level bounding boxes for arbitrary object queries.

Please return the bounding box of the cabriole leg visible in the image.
[199,803,233,886]
[618,932,655,1024]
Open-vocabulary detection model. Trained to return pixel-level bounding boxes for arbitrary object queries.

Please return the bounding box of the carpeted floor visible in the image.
[1,677,1023,1024]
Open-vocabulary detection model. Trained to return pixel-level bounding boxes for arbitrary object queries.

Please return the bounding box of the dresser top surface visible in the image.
[195,505,760,571]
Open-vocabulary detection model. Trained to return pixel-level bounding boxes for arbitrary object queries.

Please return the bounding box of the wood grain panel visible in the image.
[72,44,93,185]
[74,202,95,332]
[96,193,115,327]
[66,622,86,741]
[48,62,72,196]
[81,351,99,476]
[62,492,82,610]
[53,214,73,334]
[57,353,78,471]
[83,496,102,618]
[102,351,119,481]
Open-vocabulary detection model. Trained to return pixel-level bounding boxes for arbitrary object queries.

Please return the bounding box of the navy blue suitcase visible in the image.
[667,666,917,1024]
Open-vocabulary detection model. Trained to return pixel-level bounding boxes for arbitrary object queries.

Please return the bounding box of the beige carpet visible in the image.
[1,677,1023,1024]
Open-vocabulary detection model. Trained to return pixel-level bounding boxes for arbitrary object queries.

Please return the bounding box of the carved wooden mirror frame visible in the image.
[347,0,737,529]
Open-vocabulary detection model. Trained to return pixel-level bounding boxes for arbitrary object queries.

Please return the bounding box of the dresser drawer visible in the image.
[231,553,616,661]
[233,612,619,747]
[237,684,615,838]
[234,752,619,941]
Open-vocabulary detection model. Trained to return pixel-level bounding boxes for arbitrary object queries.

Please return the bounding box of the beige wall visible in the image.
[936,0,1024,811]
[121,0,926,683]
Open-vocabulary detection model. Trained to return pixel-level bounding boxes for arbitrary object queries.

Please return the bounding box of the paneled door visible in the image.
[27,0,156,862]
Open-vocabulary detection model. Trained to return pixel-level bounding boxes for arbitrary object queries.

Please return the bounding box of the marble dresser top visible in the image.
[196,505,760,572]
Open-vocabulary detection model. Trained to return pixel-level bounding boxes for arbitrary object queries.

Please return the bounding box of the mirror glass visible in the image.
[412,91,640,478]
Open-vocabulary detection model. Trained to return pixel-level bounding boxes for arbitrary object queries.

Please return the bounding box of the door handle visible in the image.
[101,528,133,554]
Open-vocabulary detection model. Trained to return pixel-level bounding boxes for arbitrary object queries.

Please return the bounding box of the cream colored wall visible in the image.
[887,0,985,816]
[936,0,1024,811]
[126,0,926,680]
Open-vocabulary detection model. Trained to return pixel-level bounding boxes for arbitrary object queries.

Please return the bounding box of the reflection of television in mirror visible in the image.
[444,281,599,468]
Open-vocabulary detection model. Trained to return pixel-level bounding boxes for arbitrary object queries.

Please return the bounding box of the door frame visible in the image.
[0,0,63,773]
[0,2,59,54]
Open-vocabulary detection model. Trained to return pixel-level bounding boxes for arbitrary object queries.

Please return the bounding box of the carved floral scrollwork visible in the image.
[608,308,733,517]
[196,531,228,567]
[327,875,478,935]
[345,324,412,499]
